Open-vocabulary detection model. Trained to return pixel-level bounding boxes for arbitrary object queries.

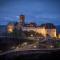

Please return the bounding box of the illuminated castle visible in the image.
[7,15,56,38]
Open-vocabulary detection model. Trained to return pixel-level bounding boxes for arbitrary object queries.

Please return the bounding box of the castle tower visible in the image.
[19,15,25,26]
[17,15,25,30]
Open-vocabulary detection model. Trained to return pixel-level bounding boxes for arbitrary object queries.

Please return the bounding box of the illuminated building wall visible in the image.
[58,34,60,39]
[46,29,56,37]
[22,27,46,37]
[51,29,56,37]
[22,26,56,38]
[36,27,46,37]
[7,23,14,33]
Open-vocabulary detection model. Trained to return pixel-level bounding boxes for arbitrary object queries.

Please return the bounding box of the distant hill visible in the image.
[0,25,6,28]
[0,25,6,32]
[56,25,60,33]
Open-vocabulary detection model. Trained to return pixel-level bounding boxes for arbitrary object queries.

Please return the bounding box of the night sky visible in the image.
[0,0,60,25]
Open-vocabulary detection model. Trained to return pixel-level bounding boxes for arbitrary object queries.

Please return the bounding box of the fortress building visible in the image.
[7,15,56,38]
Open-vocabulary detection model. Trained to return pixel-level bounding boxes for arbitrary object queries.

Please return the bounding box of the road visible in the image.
[0,46,60,56]
[0,36,60,56]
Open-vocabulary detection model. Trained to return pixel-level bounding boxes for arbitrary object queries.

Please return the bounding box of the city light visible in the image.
[50,45,54,48]
[8,28,13,33]
[33,45,37,48]
[30,34,33,37]
[23,42,27,45]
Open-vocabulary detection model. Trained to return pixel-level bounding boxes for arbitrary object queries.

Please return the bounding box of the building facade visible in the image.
[7,15,56,38]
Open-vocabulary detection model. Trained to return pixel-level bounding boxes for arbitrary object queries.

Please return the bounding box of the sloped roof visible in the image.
[40,23,56,29]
